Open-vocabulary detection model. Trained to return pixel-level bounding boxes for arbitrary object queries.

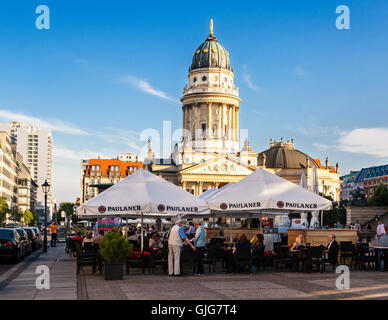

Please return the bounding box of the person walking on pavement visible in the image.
[168,220,196,276]
[193,222,206,275]
[49,220,59,247]
[377,220,386,241]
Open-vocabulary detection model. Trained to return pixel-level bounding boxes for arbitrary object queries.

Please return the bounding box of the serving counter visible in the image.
[287,229,357,247]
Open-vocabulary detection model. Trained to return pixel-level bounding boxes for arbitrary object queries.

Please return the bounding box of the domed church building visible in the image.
[148,20,340,202]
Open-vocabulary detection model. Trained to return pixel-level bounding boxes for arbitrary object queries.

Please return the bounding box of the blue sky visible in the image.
[0,0,388,202]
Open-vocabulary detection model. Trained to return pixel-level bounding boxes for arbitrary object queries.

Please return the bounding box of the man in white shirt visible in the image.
[377,221,386,238]
[168,220,196,276]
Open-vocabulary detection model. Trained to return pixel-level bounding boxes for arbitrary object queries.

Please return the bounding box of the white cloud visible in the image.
[120,75,178,102]
[0,109,89,135]
[312,142,331,151]
[337,127,388,158]
[242,65,262,92]
[52,165,80,203]
[53,146,111,161]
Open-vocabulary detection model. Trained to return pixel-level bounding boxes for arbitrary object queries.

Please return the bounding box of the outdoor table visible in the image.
[370,246,388,272]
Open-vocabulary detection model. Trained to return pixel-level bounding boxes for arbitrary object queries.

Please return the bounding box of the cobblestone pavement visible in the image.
[1,244,388,300]
[0,243,76,300]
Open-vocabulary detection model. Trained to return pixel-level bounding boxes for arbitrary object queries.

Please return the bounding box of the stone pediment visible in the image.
[181,156,255,176]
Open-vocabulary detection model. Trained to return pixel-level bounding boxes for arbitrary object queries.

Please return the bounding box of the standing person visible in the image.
[156,217,162,232]
[49,220,59,247]
[168,220,196,276]
[193,222,206,275]
[187,222,196,239]
[377,221,386,241]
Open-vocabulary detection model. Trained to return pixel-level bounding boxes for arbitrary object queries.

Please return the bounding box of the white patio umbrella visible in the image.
[207,168,332,241]
[208,168,332,212]
[78,168,210,251]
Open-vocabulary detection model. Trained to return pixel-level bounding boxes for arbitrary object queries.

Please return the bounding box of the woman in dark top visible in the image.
[251,234,265,273]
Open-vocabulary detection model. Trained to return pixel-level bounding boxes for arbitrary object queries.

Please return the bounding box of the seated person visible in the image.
[149,233,162,249]
[323,234,339,266]
[290,234,305,252]
[251,234,265,273]
[232,234,250,254]
[72,231,84,242]
[226,234,250,272]
[82,231,94,248]
[94,230,104,244]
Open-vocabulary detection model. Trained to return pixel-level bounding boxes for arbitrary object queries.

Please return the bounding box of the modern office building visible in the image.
[0,132,19,208]
[0,121,53,218]
[355,165,388,199]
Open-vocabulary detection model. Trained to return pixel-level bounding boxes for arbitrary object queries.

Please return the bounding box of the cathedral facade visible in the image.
[148,21,341,202]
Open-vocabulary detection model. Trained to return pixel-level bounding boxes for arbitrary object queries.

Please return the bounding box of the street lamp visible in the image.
[42,180,50,253]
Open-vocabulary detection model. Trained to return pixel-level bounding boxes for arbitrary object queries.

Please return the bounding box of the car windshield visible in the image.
[0,229,15,239]
[16,229,25,237]
[23,228,34,237]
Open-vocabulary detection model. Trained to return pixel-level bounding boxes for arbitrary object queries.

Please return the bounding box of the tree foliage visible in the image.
[369,184,388,206]
[322,195,346,227]
[23,209,34,225]
[9,206,23,223]
[0,197,9,227]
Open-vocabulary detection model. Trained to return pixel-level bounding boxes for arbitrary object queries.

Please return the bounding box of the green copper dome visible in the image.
[190,33,231,72]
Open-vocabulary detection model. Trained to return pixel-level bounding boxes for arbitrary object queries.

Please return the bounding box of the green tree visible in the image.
[0,197,10,227]
[9,206,23,223]
[369,184,388,206]
[322,195,346,227]
[57,202,78,225]
[22,209,34,226]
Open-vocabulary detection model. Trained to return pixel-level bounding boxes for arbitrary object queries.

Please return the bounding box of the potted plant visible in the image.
[99,230,133,280]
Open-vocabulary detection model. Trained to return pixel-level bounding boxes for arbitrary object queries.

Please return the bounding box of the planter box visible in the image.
[104,262,124,280]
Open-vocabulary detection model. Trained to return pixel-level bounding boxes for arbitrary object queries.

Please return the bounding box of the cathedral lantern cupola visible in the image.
[181,19,241,162]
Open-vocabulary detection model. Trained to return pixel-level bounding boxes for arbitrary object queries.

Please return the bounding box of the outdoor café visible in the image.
[71,168,386,279]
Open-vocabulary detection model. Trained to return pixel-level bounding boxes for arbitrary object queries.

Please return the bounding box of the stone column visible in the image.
[228,105,232,140]
[208,102,212,138]
[235,106,239,142]
[218,104,222,138]
[221,104,226,138]
[198,181,203,195]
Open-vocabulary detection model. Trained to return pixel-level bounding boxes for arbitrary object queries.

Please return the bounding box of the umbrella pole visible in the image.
[229,213,232,243]
[141,213,144,253]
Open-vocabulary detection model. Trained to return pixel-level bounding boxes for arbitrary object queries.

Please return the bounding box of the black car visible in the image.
[31,227,42,249]
[15,228,32,256]
[23,227,39,251]
[0,228,23,263]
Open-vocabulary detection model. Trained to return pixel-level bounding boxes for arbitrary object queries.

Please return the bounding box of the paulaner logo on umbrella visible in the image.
[157,204,166,212]
[98,205,107,213]
[220,203,228,210]
[277,201,285,208]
